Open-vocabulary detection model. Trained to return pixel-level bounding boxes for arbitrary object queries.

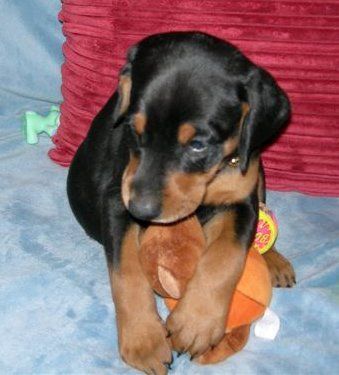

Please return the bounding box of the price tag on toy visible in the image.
[253,203,278,255]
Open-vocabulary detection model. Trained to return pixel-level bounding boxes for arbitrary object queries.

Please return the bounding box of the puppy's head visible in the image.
[115,32,290,223]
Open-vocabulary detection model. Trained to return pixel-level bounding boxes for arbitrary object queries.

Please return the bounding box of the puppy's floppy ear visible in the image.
[112,45,138,125]
[238,68,290,172]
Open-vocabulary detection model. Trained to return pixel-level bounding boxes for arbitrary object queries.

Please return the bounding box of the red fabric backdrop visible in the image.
[49,0,339,196]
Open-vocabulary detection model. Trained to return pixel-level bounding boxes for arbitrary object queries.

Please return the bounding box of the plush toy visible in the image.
[22,105,60,144]
[139,211,274,364]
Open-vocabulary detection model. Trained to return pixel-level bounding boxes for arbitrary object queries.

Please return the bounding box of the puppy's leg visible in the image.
[258,163,296,287]
[105,199,171,374]
[263,247,296,287]
[166,202,256,359]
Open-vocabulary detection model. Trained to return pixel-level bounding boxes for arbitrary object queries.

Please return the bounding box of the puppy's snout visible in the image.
[128,194,161,221]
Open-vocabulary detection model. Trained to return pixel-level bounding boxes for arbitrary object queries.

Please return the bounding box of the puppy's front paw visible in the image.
[119,314,172,375]
[166,291,226,359]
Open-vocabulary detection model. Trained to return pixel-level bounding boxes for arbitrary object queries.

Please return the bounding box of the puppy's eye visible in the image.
[189,140,207,152]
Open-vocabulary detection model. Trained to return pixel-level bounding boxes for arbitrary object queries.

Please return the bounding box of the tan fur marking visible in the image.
[223,136,239,156]
[202,213,226,247]
[178,123,196,145]
[159,166,218,223]
[134,112,147,135]
[240,102,250,126]
[167,210,247,358]
[222,103,249,156]
[121,154,140,208]
[203,159,259,205]
[263,247,296,288]
[118,75,132,115]
[109,226,143,305]
[109,225,171,373]
[202,210,239,260]
[109,226,152,318]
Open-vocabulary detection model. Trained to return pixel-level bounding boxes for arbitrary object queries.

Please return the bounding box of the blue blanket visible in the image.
[1,2,338,374]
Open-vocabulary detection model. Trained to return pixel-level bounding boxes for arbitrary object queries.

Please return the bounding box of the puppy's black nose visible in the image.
[128,196,161,221]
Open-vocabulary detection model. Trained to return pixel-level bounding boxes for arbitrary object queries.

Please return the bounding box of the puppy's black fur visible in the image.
[67,32,291,372]
[68,31,289,263]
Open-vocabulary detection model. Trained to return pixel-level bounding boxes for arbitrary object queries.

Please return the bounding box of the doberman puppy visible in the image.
[67,32,296,374]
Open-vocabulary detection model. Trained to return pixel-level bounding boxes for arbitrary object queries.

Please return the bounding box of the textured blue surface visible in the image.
[0,2,338,374]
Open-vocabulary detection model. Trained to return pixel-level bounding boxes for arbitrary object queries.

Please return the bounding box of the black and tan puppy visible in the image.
[67,32,295,374]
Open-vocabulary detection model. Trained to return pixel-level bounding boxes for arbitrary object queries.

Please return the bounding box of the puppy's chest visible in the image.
[197,206,235,247]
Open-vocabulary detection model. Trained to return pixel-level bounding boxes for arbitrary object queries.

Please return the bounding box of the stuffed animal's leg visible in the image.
[196,325,251,364]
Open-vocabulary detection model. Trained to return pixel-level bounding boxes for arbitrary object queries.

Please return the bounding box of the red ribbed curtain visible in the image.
[49,0,339,196]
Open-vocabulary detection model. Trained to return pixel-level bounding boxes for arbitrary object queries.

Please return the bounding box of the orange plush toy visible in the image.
[139,214,272,364]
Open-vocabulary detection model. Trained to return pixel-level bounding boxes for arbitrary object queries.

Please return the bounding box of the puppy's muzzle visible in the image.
[128,192,161,221]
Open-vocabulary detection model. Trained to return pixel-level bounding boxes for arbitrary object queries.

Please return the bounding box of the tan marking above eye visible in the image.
[178,123,196,145]
[134,113,147,135]
[118,75,132,115]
